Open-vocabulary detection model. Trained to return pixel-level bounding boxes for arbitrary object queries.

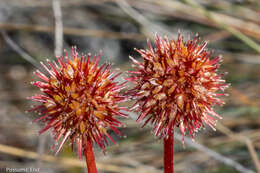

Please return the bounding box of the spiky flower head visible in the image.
[127,34,229,142]
[28,48,127,157]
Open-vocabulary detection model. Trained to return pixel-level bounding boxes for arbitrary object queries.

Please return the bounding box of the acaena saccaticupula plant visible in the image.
[28,47,127,173]
[127,34,229,173]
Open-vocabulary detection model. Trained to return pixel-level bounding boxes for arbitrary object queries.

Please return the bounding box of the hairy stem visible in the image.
[85,140,97,173]
[164,131,174,173]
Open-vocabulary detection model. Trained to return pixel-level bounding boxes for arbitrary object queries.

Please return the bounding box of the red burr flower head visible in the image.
[28,47,127,157]
[127,34,229,142]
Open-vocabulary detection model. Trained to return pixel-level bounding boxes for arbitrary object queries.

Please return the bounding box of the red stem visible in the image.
[164,131,174,173]
[85,140,97,173]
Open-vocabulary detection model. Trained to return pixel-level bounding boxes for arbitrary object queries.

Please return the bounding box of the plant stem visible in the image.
[164,131,174,173]
[85,140,97,173]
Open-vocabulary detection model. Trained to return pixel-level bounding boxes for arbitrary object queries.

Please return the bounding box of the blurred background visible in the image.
[0,0,260,173]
